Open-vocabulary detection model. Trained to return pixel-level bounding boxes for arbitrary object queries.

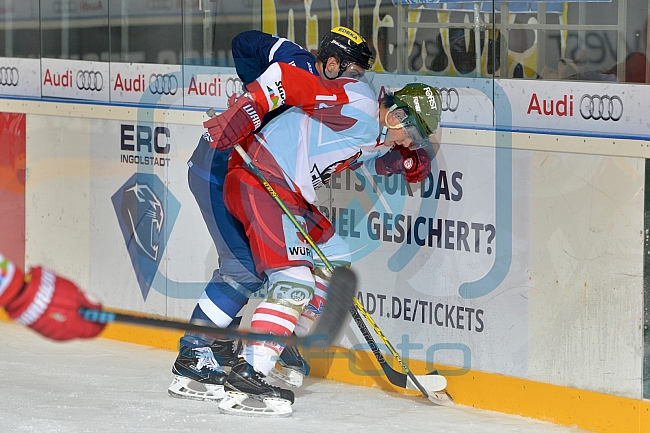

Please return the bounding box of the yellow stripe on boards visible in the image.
[1,311,646,433]
[99,320,183,351]
[306,345,648,433]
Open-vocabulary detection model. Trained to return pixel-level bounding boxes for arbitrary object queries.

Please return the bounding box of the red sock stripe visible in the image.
[250,320,293,337]
[254,307,298,324]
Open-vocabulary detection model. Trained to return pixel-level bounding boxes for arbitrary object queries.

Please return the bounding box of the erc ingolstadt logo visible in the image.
[111,173,180,300]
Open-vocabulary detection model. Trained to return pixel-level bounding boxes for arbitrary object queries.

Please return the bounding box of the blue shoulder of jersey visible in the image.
[232,30,318,84]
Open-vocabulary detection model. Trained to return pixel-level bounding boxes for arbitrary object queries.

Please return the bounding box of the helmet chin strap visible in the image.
[378,126,389,146]
[324,60,360,80]
[322,70,340,80]
[377,104,400,146]
[321,58,344,80]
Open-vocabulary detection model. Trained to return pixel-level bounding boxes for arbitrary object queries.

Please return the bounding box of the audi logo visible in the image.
[76,70,103,91]
[149,74,178,95]
[433,87,459,112]
[225,77,244,98]
[579,94,623,121]
[0,67,19,86]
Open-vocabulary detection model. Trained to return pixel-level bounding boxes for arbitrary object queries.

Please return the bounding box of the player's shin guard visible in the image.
[220,265,312,416]
[246,266,314,372]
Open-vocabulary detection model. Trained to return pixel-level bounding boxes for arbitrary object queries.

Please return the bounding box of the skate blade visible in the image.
[268,366,303,388]
[218,391,292,417]
[167,376,225,402]
[406,374,448,393]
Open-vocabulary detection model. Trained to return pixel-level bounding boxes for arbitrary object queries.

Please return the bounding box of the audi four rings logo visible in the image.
[0,67,19,86]
[433,87,459,112]
[149,74,178,95]
[225,77,243,98]
[579,94,623,121]
[76,70,103,91]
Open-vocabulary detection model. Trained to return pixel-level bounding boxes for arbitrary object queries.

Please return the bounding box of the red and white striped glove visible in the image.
[0,256,105,341]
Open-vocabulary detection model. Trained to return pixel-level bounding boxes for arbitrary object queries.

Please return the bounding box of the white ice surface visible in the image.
[0,321,591,433]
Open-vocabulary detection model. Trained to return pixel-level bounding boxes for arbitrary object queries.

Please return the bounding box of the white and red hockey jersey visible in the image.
[245,62,384,203]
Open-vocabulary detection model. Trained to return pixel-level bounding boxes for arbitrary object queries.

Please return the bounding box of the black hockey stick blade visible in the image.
[80,267,356,347]
[310,267,356,344]
[349,304,453,405]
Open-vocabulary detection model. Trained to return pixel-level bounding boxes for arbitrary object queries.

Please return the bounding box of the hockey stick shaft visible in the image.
[79,266,356,347]
[230,143,432,400]
[80,308,311,344]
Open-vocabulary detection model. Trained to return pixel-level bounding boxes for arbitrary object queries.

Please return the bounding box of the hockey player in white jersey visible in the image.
[201,58,441,416]
[168,27,381,403]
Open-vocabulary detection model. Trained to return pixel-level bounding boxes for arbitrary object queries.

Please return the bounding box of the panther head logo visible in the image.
[120,182,164,261]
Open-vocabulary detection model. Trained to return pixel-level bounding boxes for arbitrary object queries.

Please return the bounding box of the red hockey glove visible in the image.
[374,147,406,177]
[0,261,105,341]
[375,147,431,183]
[203,96,262,151]
[399,147,431,183]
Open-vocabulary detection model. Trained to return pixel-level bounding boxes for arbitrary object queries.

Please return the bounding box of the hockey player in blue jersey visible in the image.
[169,27,439,416]
[169,27,378,403]
[205,64,440,417]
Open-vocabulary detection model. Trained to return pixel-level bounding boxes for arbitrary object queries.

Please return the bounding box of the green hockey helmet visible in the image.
[391,83,442,145]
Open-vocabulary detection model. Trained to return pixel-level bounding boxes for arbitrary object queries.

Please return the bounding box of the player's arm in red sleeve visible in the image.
[0,254,105,341]
[204,63,353,150]
[246,62,351,115]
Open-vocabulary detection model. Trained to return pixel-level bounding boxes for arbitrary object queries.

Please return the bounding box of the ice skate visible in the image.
[168,339,229,402]
[268,344,310,387]
[218,358,295,417]
[210,339,242,368]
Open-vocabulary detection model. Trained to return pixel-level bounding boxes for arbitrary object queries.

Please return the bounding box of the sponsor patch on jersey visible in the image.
[282,215,314,263]
[266,80,286,110]
[267,86,281,109]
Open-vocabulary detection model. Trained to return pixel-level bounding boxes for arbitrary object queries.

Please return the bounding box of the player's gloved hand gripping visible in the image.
[203,95,262,150]
[0,254,105,341]
[375,146,431,183]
